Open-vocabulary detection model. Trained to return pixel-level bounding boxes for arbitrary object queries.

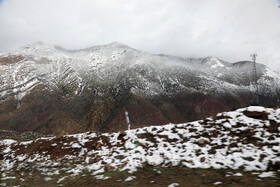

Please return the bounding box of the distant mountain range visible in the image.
[0,42,280,135]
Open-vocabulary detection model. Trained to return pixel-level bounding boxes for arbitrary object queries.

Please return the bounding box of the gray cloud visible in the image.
[0,0,280,71]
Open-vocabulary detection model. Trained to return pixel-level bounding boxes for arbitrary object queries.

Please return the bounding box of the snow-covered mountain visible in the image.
[0,42,280,134]
[1,42,280,100]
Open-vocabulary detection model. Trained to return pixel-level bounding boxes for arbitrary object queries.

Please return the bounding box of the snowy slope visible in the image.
[0,42,280,102]
[0,106,279,183]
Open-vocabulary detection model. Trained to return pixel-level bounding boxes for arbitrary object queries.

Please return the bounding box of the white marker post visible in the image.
[125,111,131,130]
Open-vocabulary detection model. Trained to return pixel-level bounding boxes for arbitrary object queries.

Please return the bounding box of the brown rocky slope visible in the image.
[0,86,259,135]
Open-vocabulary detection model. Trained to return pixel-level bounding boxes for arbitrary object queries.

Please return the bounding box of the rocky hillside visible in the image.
[0,42,280,134]
[0,106,279,186]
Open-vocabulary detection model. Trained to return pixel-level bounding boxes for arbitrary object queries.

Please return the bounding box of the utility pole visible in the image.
[250,53,258,104]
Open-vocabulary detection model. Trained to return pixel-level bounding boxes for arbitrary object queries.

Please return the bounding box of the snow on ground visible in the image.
[258,171,277,178]
[209,57,224,69]
[124,176,136,182]
[168,183,180,187]
[232,172,243,177]
[0,106,279,183]
[213,181,223,185]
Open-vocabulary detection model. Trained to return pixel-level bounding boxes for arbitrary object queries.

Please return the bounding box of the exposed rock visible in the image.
[105,164,115,172]
[200,157,206,163]
[268,161,280,170]
[58,130,69,138]
[95,142,102,150]
[243,111,269,120]
[276,162,280,169]
[17,164,26,171]
[198,139,205,145]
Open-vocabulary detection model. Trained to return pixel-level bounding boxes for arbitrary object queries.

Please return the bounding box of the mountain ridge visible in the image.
[0,42,280,134]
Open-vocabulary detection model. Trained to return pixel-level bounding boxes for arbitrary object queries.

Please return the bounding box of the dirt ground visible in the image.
[1,166,279,187]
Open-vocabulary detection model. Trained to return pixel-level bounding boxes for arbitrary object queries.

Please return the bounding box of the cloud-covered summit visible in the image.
[0,0,280,71]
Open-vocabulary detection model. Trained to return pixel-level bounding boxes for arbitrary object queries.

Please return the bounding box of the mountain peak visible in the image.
[105,41,130,48]
[16,42,56,54]
[204,56,220,61]
[26,42,51,48]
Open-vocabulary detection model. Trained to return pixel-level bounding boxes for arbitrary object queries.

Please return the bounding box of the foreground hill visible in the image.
[0,42,280,134]
[0,106,279,186]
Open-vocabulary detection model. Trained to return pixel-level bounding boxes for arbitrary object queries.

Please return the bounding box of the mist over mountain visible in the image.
[0,42,280,135]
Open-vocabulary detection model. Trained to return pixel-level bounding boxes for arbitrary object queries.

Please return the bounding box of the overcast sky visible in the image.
[0,0,280,71]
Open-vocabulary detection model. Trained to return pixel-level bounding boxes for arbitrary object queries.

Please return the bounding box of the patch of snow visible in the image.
[92,167,105,176]
[258,171,276,178]
[19,140,33,146]
[16,155,27,161]
[1,176,16,180]
[124,140,136,149]
[95,175,110,180]
[213,181,223,185]
[124,176,136,182]
[168,183,179,187]
[44,177,52,181]
[57,176,67,183]
[209,58,224,69]
[71,143,81,148]
[0,139,16,146]
[146,154,164,166]
[233,172,243,176]
[244,106,266,112]
[223,122,232,128]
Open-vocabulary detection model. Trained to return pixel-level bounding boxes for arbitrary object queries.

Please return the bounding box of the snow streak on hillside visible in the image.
[0,106,279,184]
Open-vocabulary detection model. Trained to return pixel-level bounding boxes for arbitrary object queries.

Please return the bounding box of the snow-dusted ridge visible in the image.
[0,106,279,183]
[1,42,280,102]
